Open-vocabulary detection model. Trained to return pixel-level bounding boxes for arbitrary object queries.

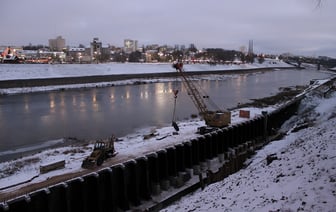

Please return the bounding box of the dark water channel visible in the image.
[0,68,332,161]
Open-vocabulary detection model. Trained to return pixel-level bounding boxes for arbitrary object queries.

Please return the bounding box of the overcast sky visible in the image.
[1,0,335,57]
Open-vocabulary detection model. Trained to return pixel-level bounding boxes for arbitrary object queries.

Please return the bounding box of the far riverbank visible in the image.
[0,67,293,89]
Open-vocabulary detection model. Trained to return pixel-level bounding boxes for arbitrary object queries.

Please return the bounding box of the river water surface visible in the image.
[0,68,332,161]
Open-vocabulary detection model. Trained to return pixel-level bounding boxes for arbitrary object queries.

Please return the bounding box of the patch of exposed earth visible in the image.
[233,85,307,109]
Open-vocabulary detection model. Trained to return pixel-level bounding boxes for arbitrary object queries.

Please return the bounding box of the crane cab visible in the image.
[203,110,231,128]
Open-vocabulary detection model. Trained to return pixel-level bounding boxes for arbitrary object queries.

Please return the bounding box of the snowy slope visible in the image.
[162,89,336,212]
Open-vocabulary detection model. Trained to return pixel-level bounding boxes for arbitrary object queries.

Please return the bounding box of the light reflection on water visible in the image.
[24,95,30,114]
[0,68,332,158]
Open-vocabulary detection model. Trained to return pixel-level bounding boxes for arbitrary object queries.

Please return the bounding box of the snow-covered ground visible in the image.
[0,59,291,81]
[162,84,336,211]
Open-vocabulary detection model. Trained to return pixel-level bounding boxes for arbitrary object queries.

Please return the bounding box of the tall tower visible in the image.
[247,40,254,63]
[248,40,253,56]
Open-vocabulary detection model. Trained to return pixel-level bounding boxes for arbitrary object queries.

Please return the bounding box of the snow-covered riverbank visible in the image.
[162,81,336,211]
[0,105,277,193]
[0,60,292,81]
[0,59,292,95]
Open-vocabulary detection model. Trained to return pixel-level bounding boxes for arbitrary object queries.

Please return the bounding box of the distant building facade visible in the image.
[67,47,91,63]
[90,38,102,62]
[124,39,138,53]
[49,36,66,51]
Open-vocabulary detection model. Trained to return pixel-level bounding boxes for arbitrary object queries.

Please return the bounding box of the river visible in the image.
[0,67,332,161]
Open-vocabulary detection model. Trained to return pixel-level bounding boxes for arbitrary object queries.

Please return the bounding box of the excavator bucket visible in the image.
[81,158,96,169]
[172,121,179,131]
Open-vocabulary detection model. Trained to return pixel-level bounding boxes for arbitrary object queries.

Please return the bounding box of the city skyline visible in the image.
[1,0,335,57]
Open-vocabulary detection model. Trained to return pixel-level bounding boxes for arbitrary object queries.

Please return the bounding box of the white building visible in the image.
[124,39,138,53]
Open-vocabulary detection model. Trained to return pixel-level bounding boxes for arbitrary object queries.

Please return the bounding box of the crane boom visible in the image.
[173,62,231,128]
[176,67,208,115]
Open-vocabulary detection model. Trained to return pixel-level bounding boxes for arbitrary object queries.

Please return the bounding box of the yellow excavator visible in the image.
[172,62,231,134]
[81,135,117,169]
